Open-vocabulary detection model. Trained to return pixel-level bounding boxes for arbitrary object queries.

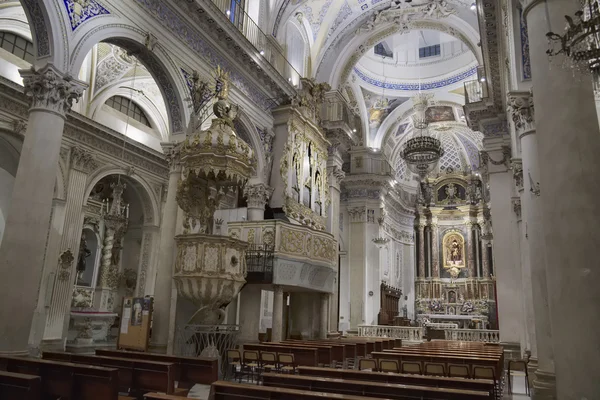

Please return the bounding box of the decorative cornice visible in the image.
[507,90,535,136]
[20,64,87,117]
[243,183,274,210]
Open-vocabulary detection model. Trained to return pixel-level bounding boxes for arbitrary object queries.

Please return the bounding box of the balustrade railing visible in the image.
[444,328,500,343]
[206,0,301,84]
[464,65,488,104]
[357,325,424,341]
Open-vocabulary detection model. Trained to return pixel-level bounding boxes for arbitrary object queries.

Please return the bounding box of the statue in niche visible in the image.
[448,239,462,263]
[76,234,92,284]
[443,232,465,272]
[445,183,457,201]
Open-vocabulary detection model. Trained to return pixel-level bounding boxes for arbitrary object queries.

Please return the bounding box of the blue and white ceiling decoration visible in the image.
[63,0,110,31]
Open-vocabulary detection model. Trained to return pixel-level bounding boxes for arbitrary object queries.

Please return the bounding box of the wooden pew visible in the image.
[273,342,334,366]
[210,380,387,400]
[143,394,188,399]
[0,371,41,400]
[297,366,495,396]
[96,349,218,388]
[279,341,345,366]
[371,351,501,377]
[43,352,175,396]
[262,373,490,400]
[0,356,118,400]
[242,344,318,367]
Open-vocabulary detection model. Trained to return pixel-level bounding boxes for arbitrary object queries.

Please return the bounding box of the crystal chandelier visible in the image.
[547,0,600,74]
[400,94,444,180]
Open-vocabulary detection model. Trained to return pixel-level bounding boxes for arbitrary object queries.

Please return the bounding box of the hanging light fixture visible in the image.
[400,88,444,180]
[547,0,600,75]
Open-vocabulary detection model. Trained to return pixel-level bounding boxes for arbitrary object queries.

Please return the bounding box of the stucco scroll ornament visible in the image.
[70,146,98,174]
[292,78,331,122]
[21,65,86,117]
[507,92,535,134]
[58,250,75,281]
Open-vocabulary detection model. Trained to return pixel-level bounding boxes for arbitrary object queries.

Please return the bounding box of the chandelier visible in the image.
[400,94,444,179]
[547,0,600,74]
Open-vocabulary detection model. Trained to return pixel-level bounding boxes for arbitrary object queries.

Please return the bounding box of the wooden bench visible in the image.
[276,342,339,366]
[0,356,118,400]
[43,352,175,396]
[0,371,41,400]
[143,394,189,399]
[96,349,218,388]
[262,373,490,400]
[297,366,495,397]
[242,344,318,367]
[210,380,387,400]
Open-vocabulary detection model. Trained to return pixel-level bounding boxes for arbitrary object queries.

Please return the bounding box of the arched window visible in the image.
[106,96,152,127]
[0,31,34,63]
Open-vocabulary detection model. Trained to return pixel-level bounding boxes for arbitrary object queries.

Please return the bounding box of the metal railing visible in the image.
[245,244,275,284]
[464,65,489,104]
[206,0,301,84]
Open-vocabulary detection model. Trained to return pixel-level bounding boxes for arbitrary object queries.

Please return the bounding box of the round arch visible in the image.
[84,166,160,226]
[18,0,68,68]
[235,110,266,180]
[317,15,482,90]
[70,24,189,135]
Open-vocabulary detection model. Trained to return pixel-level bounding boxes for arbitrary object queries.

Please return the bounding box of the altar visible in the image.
[417,313,488,329]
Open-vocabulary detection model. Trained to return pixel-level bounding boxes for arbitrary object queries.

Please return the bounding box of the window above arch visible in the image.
[105,96,152,127]
[0,31,34,63]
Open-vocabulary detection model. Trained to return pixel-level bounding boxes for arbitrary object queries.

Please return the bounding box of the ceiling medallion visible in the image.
[547,0,600,75]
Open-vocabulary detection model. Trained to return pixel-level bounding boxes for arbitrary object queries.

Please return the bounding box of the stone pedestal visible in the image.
[524,0,600,396]
[0,65,85,354]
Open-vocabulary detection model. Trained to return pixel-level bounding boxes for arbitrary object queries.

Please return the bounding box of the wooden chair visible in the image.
[241,351,259,383]
[379,359,400,373]
[227,350,242,381]
[358,358,378,371]
[424,362,446,376]
[448,364,471,379]
[259,351,277,380]
[508,360,529,396]
[401,361,422,375]
[473,366,499,399]
[277,353,297,374]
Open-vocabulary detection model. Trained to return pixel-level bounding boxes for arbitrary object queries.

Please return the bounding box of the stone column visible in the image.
[45,147,99,340]
[238,284,262,342]
[319,293,329,339]
[347,205,367,328]
[0,65,85,354]
[151,144,181,353]
[417,222,426,278]
[430,215,440,278]
[326,164,344,332]
[481,141,524,348]
[271,285,284,342]
[243,183,273,221]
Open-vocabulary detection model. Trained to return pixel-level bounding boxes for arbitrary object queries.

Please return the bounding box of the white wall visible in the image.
[0,168,15,246]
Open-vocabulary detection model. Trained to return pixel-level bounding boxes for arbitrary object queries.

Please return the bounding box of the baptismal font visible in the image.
[171,67,254,325]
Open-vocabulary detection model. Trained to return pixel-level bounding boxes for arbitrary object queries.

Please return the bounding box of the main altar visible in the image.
[414,169,497,329]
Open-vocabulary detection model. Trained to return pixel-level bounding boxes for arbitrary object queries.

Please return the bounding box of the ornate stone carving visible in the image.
[70,146,98,173]
[480,146,511,169]
[347,206,367,223]
[507,91,535,134]
[513,198,522,219]
[327,166,346,190]
[291,78,331,122]
[512,160,524,191]
[20,64,86,117]
[58,250,75,282]
[243,183,274,210]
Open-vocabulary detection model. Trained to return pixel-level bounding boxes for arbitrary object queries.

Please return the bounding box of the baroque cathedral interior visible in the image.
[0,0,597,398]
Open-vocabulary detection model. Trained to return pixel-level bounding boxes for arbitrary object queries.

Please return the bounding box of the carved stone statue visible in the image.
[425,0,456,18]
[76,234,92,284]
[448,239,462,263]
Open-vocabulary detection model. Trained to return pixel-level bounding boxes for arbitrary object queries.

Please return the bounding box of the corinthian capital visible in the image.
[243,183,273,210]
[507,91,535,135]
[20,64,87,117]
[70,146,98,174]
[327,166,346,189]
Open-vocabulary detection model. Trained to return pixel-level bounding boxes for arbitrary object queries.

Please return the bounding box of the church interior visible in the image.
[0,0,598,398]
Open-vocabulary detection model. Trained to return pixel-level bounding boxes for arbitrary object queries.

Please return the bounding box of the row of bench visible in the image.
[0,349,219,399]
